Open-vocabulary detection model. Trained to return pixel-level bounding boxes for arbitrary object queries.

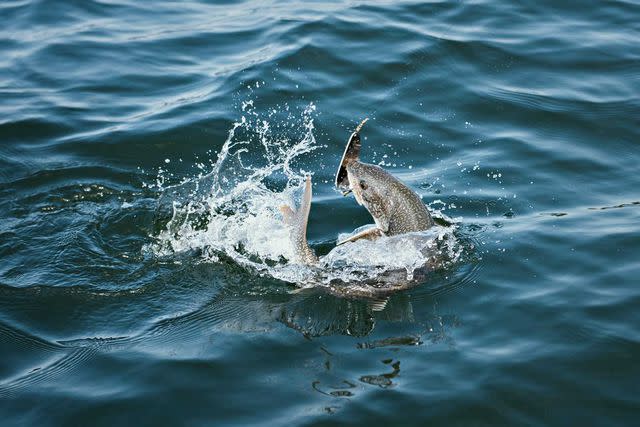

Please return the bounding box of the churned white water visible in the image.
[148,100,463,291]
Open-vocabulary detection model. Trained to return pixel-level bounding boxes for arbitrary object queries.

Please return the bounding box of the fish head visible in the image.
[346,161,391,231]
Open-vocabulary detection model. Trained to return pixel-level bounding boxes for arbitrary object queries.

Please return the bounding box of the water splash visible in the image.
[148,99,464,293]
[149,100,317,262]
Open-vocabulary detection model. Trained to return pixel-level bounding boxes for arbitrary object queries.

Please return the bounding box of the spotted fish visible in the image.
[281,119,434,263]
[334,118,434,245]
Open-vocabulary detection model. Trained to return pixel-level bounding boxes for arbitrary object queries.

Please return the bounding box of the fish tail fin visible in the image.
[280,175,312,228]
[281,176,317,264]
[279,205,295,226]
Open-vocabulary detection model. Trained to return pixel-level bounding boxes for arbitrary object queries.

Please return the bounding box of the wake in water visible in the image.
[148,98,465,296]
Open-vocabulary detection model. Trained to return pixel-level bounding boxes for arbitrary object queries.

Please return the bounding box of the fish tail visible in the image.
[280,176,318,264]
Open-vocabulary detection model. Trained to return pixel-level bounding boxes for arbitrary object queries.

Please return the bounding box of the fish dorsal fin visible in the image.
[335,118,368,193]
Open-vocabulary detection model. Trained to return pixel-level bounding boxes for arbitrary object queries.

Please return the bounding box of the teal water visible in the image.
[1,1,639,425]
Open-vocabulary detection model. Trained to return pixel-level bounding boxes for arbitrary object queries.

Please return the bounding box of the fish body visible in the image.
[345,161,434,236]
[282,119,433,264]
[335,119,434,244]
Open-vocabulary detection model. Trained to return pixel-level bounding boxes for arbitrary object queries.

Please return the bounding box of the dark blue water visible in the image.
[1,1,639,425]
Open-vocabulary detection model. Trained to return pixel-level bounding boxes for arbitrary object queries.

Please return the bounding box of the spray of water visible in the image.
[148,99,464,293]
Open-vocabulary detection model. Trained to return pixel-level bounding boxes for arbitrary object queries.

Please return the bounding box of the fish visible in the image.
[279,177,444,297]
[281,119,434,263]
[334,118,434,245]
[279,175,319,265]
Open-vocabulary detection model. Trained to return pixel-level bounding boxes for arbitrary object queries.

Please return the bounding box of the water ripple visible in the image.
[1,0,639,424]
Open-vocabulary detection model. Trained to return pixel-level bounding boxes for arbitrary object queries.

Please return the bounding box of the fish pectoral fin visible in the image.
[336,227,383,246]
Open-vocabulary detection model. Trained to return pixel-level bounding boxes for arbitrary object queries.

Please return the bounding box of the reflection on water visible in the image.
[155,264,466,340]
[359,359,401,388]
[0,264,463,418]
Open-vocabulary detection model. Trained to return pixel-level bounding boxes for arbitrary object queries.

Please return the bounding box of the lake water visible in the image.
[1,1,639,425]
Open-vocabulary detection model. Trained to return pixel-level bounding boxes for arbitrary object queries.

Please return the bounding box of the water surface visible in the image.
[1,0,639,425]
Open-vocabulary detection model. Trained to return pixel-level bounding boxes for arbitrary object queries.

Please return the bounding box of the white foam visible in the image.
[148,100,462,290]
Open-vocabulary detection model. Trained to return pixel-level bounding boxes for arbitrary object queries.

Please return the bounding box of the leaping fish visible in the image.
[281,119,434,264]
[334,118,434,245]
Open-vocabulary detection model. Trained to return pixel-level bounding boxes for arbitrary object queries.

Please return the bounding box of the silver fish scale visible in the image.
[346,162,434,235]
